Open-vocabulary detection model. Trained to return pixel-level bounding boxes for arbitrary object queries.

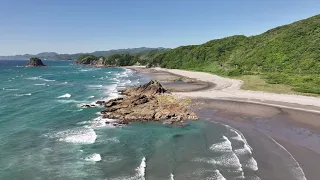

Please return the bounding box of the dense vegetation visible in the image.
[76,49,168,66]
[147,15,320,94]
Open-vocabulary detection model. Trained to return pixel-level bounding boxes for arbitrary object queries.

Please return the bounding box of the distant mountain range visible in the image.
[0,47,168,60]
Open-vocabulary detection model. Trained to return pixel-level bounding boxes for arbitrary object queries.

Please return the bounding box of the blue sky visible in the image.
[0,0,319,55]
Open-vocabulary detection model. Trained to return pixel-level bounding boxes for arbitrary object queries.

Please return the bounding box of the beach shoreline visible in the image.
[129,66,320,180]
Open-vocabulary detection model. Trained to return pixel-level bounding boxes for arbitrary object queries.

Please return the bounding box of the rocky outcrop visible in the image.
[26,57,46,67]
[101,80,197,126]
[120,80,167,97]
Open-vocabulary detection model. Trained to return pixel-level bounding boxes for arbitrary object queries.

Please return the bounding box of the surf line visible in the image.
[262,133,307,180]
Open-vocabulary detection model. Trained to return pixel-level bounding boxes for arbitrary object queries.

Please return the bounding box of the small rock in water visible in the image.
[95,100,105,105]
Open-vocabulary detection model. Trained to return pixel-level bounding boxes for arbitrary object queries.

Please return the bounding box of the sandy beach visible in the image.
[129,66,320,180]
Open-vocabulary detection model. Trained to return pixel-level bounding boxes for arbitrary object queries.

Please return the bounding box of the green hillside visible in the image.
[149,15,320,94]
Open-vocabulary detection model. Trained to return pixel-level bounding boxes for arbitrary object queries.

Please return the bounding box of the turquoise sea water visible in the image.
[0,60,260,180]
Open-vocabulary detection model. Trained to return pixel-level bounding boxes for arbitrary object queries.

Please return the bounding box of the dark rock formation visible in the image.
[26,57,46,67]
[120,80,166,97]
[101,80,197,125]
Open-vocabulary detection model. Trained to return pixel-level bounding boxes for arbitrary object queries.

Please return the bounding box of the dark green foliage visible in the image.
[76,54,98,64]
[104,53,137,66]
[27,57,45,66]
[30,57,42,62]
[149,15,320,94]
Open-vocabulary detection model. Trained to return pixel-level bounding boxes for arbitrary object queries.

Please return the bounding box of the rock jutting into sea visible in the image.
[100,80,198,126]
[26,57,46,67]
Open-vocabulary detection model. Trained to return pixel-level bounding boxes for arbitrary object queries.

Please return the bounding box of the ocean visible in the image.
[0,60,260,180]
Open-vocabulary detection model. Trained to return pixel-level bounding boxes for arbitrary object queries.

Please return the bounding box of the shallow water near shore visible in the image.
[0,60,301,180]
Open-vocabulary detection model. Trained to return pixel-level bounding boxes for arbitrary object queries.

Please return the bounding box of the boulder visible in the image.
[95,101,105,105]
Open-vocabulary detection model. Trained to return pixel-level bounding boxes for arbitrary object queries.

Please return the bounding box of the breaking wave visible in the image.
[26,76,55,82]
[85,153,102,162]
[47,127,97,144]
[57,93,71,98]
[14,93,32,96]
[2,88,18,91]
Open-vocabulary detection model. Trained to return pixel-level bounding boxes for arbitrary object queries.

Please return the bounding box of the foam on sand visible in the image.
[264,134,307,180]
[57,93,72,98]
[48,127,97,144]
[85,153,101,162]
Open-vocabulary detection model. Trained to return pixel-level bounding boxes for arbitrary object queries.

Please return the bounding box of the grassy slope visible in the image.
[151,15,320,95]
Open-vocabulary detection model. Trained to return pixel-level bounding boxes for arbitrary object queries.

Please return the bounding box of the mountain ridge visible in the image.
[0,47,168,60]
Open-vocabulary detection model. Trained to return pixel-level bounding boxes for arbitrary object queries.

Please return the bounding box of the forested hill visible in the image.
[148,14,320,94]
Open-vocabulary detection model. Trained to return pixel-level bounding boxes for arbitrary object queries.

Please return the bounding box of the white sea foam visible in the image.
[85,153,101,162]
[34,83,46,86]
[88,96,95,99]
[136,157,146,179]
[170,173,174,180]
[105,137,120,143]
[57,99,83,104]
[26,76,41,80]
[243,157,258,171]
[2,88,18,91]
[211,170,226,180]
[49,127,97,144]
[14,93,32,96]
[26,76,55,82]
[228,128,259,171]
[215,153,243,171]
[203,135,244,174]
[80,68,96,72]
[87,116,118,128]
[57,93,71,98]
[210,136,232,152]
[42,78,55,82]
[87,84,103,89]
[264,134,307,180]
[229,129,253,153]
[113,157,147,180]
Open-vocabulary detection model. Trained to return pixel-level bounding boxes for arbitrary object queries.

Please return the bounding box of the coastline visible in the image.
[129,66,320,180]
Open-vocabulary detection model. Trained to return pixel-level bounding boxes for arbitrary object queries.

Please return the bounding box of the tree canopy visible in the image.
[147,15,320,94]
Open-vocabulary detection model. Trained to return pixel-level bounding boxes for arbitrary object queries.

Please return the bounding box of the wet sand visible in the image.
[194,99,320,180]
[127,66,215,92]
[130,66,320,180]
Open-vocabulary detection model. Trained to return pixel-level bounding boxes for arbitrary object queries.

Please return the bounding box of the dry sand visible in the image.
[155,68,320,113]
